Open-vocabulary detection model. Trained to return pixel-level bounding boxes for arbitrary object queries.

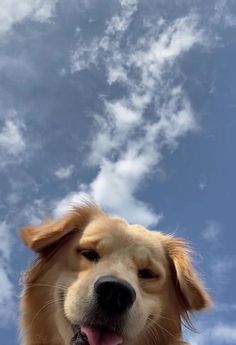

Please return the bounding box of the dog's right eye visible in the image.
[80,249,100,263]
[138,268,156,279]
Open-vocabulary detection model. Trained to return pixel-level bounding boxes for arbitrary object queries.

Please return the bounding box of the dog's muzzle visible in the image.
[70,276,136,345]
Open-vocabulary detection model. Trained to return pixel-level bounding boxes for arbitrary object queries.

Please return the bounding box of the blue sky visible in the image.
[0,0,236,344]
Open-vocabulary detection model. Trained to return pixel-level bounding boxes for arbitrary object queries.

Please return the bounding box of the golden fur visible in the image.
[20,204,212,345]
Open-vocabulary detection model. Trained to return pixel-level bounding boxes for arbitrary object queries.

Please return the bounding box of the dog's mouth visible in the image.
[71,325,123,345]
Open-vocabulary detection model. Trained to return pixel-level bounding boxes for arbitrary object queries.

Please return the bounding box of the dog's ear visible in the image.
[164,236,212,311]
[21,205,101,252]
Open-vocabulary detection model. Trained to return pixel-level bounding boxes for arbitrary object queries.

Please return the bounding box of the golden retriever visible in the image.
[20,204,212,345]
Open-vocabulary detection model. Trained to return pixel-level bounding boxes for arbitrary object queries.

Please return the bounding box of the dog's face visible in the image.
[21,206,212,345]
[62,216,169,342]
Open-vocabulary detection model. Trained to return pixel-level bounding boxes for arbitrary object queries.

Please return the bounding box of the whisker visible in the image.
[24,283,68,291]
[145,319,160,344]
[23,298,64,337]
[147,316,176,340]
[159,314,178,324]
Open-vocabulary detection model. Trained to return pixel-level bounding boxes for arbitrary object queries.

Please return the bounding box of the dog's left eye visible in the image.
[80,250,100,262]
[138,269,156,279]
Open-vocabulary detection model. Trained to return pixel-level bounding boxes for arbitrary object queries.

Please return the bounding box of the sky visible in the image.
[0,0,236,344]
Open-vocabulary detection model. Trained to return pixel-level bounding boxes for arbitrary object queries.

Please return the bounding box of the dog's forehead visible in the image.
[84,215,128,235]
[80,215,166,260]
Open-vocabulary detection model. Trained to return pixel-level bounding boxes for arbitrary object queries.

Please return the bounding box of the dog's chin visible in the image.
[71,324,124,345]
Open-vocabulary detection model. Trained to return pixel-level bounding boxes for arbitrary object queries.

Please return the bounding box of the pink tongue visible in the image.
[81,326,123,345]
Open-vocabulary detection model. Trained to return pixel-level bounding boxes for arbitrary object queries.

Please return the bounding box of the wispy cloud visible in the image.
[20,199,50,225]
[202,220,221,241]
[198,174,207,190]
[71,0,138,73]
[0,111,27,168]
[202,220,235,291]
[54,165,74,179]
[0,221,13,261]
[187,322,236,344]
[0,0,58,35]
[0,222,15,326]
[0,265,15,326]
[54,9,203,226]
[199,181,207,190]
[212,323,236,342]
[211,255,236,280]
[216,303,236,312]
[0,120,25,154]
[213,0,236,28]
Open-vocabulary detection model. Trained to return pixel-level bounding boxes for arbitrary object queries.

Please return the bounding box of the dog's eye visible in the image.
[138,269,156,279]
[80,250,100,262]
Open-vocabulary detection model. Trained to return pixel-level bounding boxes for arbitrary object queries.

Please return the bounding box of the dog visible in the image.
[20,204,212,345]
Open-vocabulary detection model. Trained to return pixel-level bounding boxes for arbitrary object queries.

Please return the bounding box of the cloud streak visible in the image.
[54,165,74,179]
[0,111,27,168]
[0,222,15,326]
[213,0,236,28]
[202,220,221,241]
[53,9,203,226]
[187,322,236,344]
[0,0,58,35]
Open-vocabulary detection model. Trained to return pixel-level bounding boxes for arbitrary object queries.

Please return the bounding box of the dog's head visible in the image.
[21,205,212,345]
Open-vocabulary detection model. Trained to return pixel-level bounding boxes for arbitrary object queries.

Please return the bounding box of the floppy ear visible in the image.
[164,236,212,311]
[21,205,101,252]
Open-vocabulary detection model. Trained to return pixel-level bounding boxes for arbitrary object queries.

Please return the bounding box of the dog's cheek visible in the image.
[64,281,85,323]
[64,277,94,324]
[131,294,163,339]
[123,294,149,339]
[149,297,162,321]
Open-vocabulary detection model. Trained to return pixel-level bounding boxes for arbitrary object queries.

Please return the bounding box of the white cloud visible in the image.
[187,332,204,345]
[202,220,221,241]
[212,324,236,342]
[89,158,163,225]
[53,191,91,218]
[105,100,142,130]
[213,0,236,28]
[106,0,138,34]
[0,265,15,326]
[21,198,50,225]
[187,323,236,344]
[0,222,13,261]
[129,16,202,75]
[201,222,235,292]
[0,0,58,35]
[0,114,27,167]
[199,181,207,190]
[199,183,206,190]
[216,303,236,312]
[0,120,26,155]
[62,12,202,226]
[211,256,235,278]
[0,222,15,326]
[202,221,235,288]
[70,38,99,73]
[71,0,138,73]
[54,165,74,179]
[107,65,128,85]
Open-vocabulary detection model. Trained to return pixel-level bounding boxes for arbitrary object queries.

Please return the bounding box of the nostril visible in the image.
[94,275,136,314]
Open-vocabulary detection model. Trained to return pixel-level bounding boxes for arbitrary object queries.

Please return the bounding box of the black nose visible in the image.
[94,275,136,314]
